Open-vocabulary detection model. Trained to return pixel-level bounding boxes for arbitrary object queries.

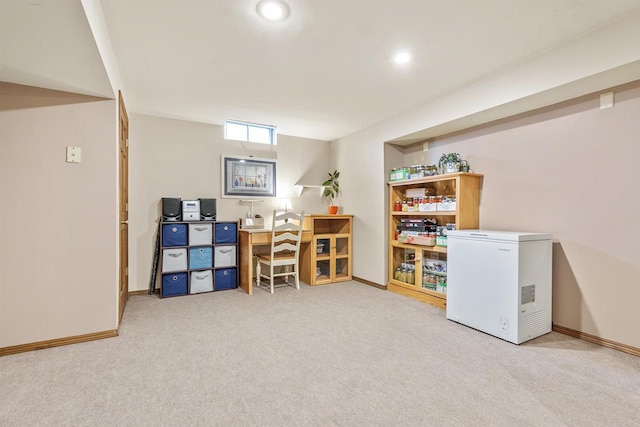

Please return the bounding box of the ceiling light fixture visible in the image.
[393,52,412,65]
[256,0,290,22]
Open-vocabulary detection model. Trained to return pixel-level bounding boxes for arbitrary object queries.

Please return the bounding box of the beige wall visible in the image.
[0,83,117,347]
[333,129,387,285]
[336,78,639,349]
[400,82,640,348]
[128,113,330,292]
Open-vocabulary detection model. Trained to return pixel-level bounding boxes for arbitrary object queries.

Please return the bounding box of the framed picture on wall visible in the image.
[221,155,276,198]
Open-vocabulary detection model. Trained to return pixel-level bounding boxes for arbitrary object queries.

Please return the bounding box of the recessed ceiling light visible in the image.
[393,52,412,65]
[256,0,290,22]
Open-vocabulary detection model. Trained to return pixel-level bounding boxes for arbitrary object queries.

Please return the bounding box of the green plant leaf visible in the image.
[321,170,340,200]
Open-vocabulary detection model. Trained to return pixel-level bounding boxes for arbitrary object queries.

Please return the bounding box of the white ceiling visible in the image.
[2,0,640,142]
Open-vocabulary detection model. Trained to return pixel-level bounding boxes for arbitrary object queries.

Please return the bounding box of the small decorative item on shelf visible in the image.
[438,152,462,174]
[322,170,340,214]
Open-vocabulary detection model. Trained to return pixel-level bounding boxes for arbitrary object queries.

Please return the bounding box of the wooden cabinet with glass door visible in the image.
[300,214,353,285]
[387,173,482,308]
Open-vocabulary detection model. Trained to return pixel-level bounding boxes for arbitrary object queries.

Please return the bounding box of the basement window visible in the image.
[224,120,277,145]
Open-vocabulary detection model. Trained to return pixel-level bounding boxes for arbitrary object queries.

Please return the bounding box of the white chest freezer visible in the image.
[446,230,552,344]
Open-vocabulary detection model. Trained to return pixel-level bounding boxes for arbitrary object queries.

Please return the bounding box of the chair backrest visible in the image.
[270,210,304,259]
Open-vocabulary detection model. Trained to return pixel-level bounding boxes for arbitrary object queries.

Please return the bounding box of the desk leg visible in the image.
[299,242,312,285]
[239,232,253,295]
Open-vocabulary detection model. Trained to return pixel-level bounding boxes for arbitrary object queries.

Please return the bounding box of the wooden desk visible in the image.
[238,228,313,295]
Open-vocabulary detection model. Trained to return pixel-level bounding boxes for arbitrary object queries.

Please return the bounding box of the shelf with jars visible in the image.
[387,172,482,309]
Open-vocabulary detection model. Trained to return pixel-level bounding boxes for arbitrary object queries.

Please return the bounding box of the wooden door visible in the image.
[118,91,129,321]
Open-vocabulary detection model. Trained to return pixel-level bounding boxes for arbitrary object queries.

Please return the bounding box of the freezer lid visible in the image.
[447,229,552,242]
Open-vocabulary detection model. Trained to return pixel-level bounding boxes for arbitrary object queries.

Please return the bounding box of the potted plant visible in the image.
[322,170,340,214]
[439,152,461,174]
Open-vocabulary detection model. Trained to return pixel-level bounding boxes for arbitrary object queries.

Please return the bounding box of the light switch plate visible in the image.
[66,146,81,163]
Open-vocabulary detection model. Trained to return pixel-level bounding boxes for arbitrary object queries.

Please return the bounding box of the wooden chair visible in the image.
[256,210,304,294]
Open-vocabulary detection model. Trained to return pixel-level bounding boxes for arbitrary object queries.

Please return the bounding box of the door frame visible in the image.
[118,91,129,322]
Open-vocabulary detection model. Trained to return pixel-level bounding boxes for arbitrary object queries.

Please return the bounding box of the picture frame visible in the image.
[221,155,276,198]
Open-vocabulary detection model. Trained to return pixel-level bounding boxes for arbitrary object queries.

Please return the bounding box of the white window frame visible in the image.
[224,120,277,145]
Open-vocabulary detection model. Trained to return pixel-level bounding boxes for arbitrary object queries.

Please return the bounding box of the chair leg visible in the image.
[295,268,300,290]
[256,260,261,288]
[270,265,274,294]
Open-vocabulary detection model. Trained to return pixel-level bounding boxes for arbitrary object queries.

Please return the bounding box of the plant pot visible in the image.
[328,205,339,214]
[442,162,460,174]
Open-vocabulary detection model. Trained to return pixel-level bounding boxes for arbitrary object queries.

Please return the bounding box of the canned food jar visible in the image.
[406,270,415,285]
[409,165,426,176]
[425,164,438,176]
[397,268,407,283]
[422,282,437,291]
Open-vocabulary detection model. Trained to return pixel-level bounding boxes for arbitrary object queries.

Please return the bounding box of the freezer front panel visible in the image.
[447,237,520,342]
[447,234,552,344]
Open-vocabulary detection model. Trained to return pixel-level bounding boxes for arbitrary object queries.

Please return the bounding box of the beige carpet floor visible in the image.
[1,281,639,426]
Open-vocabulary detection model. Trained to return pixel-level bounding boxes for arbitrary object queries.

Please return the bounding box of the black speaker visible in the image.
[199,198,217,221]
[162,197,182,221]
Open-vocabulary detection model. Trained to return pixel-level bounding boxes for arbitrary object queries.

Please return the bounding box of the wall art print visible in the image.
[221,155,276,198]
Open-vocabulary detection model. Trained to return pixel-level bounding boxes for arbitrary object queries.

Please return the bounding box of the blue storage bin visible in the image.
[162,273,188,297]
[215,222,237,244]
[162,224,188,247]
[189,246,213,269]
[215,268,237,290]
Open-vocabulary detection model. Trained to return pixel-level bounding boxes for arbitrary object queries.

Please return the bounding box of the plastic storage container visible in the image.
[215,268,237,290]
[189,246,213,269]
[188,223,213,246]
[162,224,188,247]
[190,270,213,294]
[162,248,188,272]
[162,273,188,297]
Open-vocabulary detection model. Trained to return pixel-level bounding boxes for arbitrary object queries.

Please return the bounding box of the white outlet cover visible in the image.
[66,146,81,163]
[600,91,614,109]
